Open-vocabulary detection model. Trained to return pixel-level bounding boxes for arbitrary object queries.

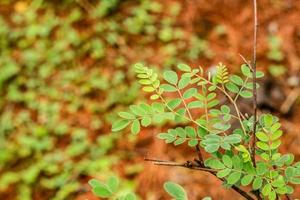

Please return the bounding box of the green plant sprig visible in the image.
[112,62,300,200]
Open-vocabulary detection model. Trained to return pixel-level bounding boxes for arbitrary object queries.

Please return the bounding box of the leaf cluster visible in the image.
[112,62,300,199]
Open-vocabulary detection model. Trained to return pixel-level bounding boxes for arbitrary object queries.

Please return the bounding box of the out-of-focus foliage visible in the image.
[89,176,137,200]
[0,0,212,199]
[266,34,286,77]
[89,177,188,200]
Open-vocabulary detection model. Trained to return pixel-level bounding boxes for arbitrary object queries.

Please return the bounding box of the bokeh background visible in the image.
[0,0,300,199]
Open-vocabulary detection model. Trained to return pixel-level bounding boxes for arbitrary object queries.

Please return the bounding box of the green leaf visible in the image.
[175,108,186,122]
[222,155,232,168]
[143,86,155,92]
[176,128,186,138]
[92,186,112,198]
[139,79,152,85]
[150,94,159,100]
[240,90,253,98]
[286,185,294,194]
[183,88,197,99]
[208,85,216,91]
[227,172,242,185]
[290,177,300,184]
[225,82,239,93]
[164,181,188,200]
[232,155,243,170]
[241,64,252,78]
[164,71,178,85]
[270,140,281,150]
[263,114,273,128]
[152,102,164,112]
[256,162,268,175]
[285,166,295,178]
[213,123,230,131]
[241,174,254,186]
[186,127,196,138]
[167,98,182,110]
[130,105,147,116]
[194,93,206,101]
[252,177,263,190]
[161,84,177,92]
[208,159,225,170]
[256,71,264,78]
[112,120,130,132]
[89,179,105,188]
[262,183,272,196]
[270,123,281,132]
[124,193,137,200]
[270,130,282,141]
[178,77,190,89]
[217,168,231,178]
[140,103,153,113]
[220,142,231,150]
[224,134,242,144]
[177,63,191,72]
[207,93,217,101]
[256,141,269,151]
[207,99,219,108]
[89,179,113,198]
[131,120,140,135]
[107,176,119,193]
[188,139,198,147]
[118,112,135,120]
[157,133,170,139]
[268,190,276,200]
[174,138,186,146]
[271,176,285,188]
[230,75,243,86]
[205,144,219,153]
[141,117,151,127]
[275,187,287,194]
[285,154,294,165]
[220,105,230,113]
[197,126,207,138]
[244,82,259,90]
[188,101,204,109]
[255,132,269,142]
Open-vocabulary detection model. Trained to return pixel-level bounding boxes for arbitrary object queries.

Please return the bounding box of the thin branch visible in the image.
[251,0,258,168]
[194,74,247,135]
[239,54,253,71]
[176,87,194,121]
[145,158,255,200]
[195,145,204,167]
[156,90,220,135]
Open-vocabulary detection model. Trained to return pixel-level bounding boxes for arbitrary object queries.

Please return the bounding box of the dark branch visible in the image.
[195,145,204,167]
[145,158,255,200]
[251,0,258,168]
[251,1,261,199]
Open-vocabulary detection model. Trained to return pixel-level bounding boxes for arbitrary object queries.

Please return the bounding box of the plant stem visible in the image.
[251,0,258,168]
[196,144,204,166]
[145,158,255,200]
[176,86,194,121]
[195,74,247,136]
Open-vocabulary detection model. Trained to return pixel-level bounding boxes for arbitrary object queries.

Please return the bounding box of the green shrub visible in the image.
[110,62,299,200]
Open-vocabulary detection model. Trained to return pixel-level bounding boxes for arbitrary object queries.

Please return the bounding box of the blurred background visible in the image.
[0,0,300,199]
